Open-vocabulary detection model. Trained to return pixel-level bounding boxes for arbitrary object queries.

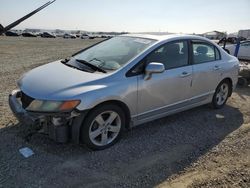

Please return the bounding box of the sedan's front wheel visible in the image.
[81,104,125,150]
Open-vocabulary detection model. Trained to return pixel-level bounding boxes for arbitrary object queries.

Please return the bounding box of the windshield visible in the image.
[73,36,156,71]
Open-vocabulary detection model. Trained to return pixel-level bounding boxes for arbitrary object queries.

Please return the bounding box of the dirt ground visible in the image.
[0,36,249,188]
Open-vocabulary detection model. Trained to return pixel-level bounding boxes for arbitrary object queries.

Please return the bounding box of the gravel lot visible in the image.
[0,36,249,188]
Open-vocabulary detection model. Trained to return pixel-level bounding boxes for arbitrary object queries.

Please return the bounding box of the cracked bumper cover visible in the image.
[9,90,40,125]
[8,90,76,143]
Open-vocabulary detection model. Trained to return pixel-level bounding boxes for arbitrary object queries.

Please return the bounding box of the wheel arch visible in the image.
[72,99,131,144]
[90,100,131,129]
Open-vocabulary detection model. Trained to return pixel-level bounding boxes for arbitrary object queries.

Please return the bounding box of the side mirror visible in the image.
[144,62,165,80]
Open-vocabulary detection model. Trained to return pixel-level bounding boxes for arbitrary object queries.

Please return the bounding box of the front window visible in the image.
[145,41,189,70]
[73,36,156,71]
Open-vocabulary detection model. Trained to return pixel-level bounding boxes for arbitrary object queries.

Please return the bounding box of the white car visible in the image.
[63,33,76,39]
[81,34,90,39]
[224,40,250,60]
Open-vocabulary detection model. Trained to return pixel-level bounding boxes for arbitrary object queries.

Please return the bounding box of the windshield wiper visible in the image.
[89,58,118,71]
[75,59,107,73]
[61,57,71,64]
[89,58,105,65]
[63,62,91,72]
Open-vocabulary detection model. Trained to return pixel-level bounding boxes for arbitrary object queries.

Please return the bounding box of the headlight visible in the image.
[26,100,80,112]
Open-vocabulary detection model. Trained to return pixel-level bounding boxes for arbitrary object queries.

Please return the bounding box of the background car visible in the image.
[81,34,89,39]
[41,32,56,38]
[5,31,20,36]
[218,37,247,45]
[63,33,76,39]
[224,40,250,60]
[22,32,37,37]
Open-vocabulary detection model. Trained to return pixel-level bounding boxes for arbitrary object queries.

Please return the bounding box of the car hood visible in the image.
[18,61,109,100]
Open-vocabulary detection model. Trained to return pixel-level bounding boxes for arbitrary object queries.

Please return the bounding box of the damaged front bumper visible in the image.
[9,90,81,143]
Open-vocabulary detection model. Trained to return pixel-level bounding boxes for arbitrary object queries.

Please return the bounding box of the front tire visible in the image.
[81,104,125,150]
[211,80,231,109]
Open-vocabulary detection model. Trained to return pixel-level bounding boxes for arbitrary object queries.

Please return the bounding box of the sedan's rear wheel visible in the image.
[81,104,125,150]
[212,80,230,109]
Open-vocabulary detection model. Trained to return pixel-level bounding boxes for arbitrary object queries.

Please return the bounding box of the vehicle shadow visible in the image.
[0,104,243,188]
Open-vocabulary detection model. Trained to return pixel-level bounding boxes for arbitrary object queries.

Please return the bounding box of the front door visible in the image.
[137,40,192,121]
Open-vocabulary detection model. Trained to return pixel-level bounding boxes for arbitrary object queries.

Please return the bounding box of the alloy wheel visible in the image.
[216,83,229,106]
[89,111,121,146]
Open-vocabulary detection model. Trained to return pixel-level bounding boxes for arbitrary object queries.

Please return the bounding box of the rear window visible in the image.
[192,42,221,64]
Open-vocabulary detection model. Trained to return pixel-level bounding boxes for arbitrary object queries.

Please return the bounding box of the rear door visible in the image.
[191,40,222,100]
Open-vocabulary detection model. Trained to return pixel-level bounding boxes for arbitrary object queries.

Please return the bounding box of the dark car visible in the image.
[5,31,20,36]
[41,32,56,38]
[22,32,37,37]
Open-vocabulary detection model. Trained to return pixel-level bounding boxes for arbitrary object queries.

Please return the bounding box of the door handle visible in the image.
[180,72,191,77]
[213,65,221,70]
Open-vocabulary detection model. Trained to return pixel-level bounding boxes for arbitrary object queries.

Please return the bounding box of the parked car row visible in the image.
[20,32,56,38]
[3,31,113,39]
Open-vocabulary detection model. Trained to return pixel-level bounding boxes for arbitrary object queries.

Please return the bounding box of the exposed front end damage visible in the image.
[9,90,84,143]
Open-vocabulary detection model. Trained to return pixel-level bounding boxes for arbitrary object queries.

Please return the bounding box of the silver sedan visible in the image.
[9,34,239,150]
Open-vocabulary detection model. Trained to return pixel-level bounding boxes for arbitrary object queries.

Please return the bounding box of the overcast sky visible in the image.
[0,0,250,34]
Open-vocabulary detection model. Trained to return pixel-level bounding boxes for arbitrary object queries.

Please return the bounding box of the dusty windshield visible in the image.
[74,36,156,71]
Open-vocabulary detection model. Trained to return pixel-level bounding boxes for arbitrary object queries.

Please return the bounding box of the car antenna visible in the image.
[0,0,56,35]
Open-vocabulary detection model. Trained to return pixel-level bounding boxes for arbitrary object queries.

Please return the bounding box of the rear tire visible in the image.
[211,80,231,109]
[238,77,248,87]
[81,104,125,150]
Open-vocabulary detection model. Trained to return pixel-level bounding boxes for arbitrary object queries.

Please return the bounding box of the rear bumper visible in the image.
[8,90,73,143]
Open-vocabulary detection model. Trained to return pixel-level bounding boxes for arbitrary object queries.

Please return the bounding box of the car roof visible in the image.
[121,33,210,42]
